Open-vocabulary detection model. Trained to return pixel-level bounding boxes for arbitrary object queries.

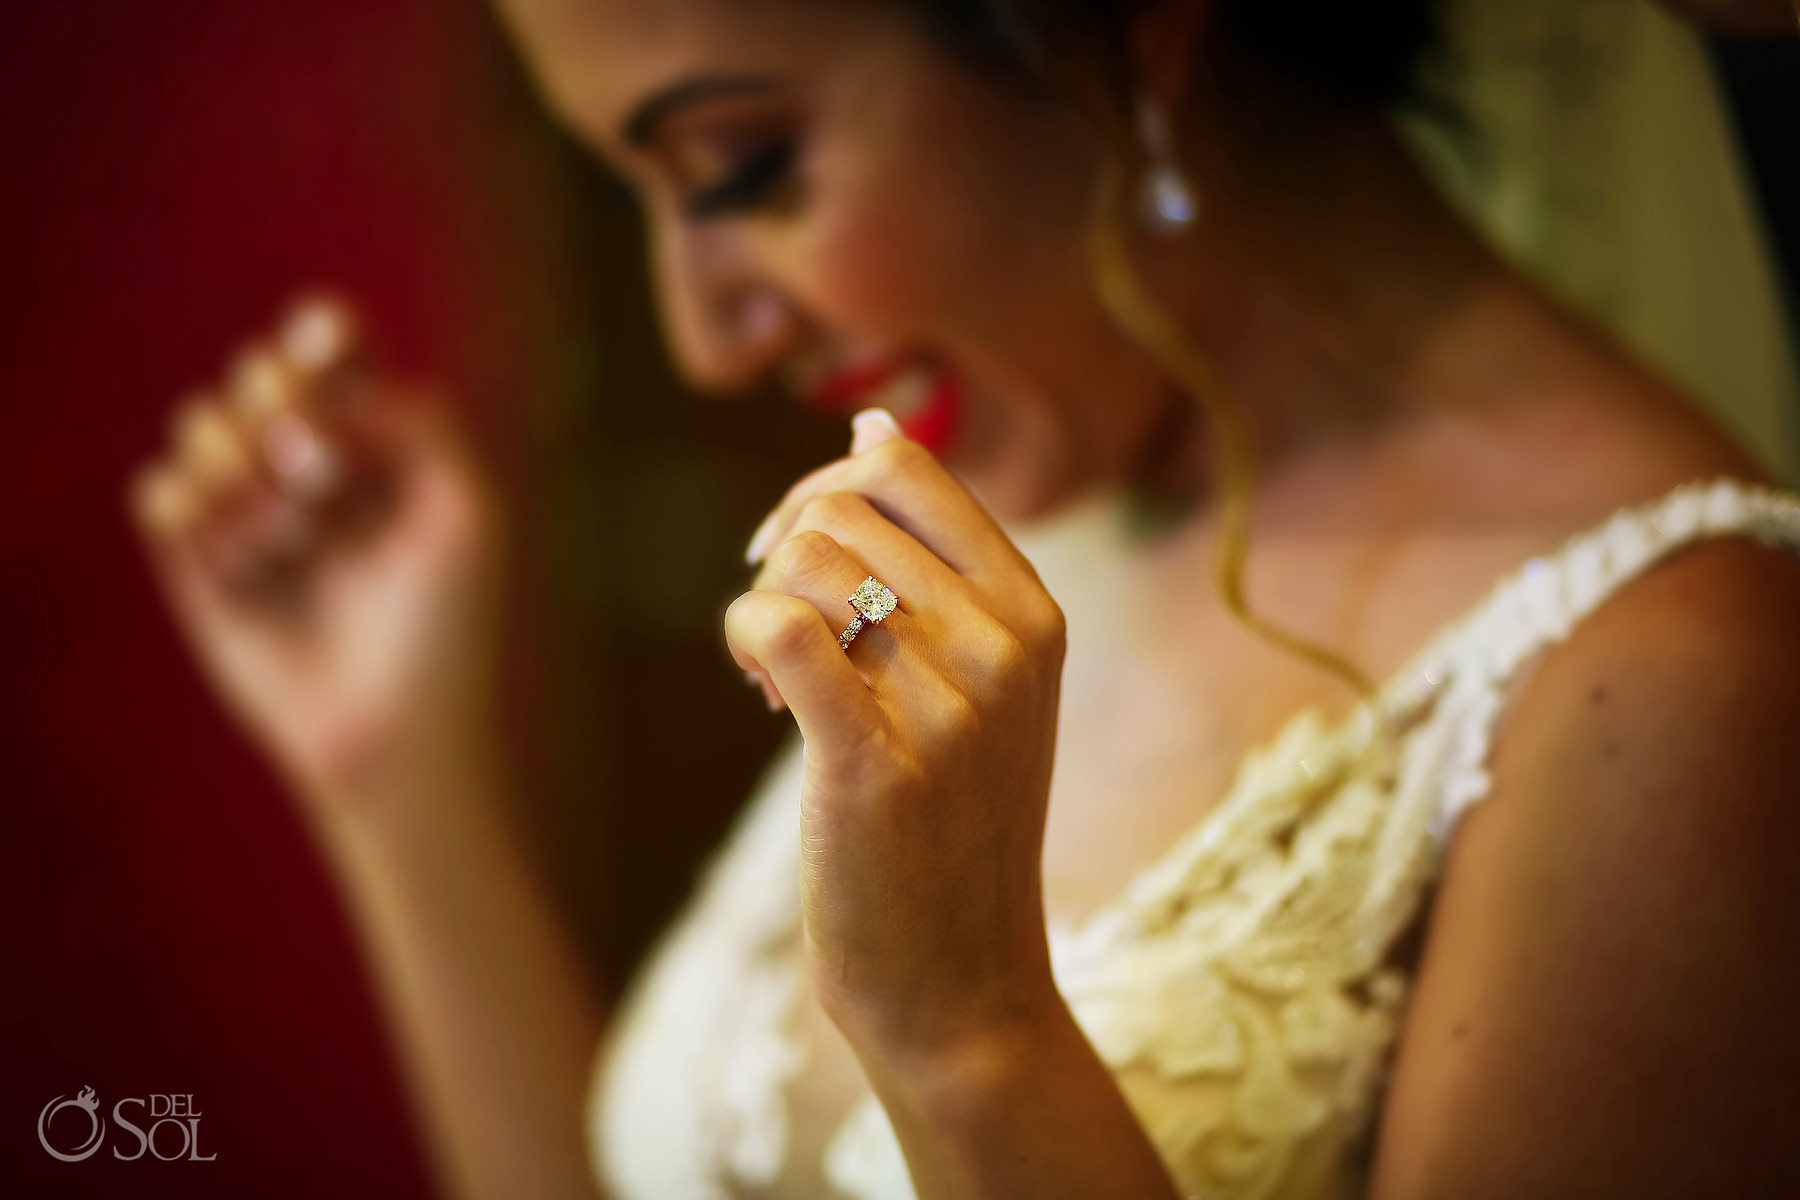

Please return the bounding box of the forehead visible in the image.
[495,0,913,146]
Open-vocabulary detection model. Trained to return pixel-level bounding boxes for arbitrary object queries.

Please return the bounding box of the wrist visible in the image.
[843,991,1182,1199]
[299,718,513,853]
[845,982,1075,1123]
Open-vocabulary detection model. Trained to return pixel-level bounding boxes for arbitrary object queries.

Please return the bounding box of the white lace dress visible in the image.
[586,477,1800,1199]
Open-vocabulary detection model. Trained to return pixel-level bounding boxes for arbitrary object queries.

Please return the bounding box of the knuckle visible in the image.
[772,527,842,585]
[726,591,821,663]
[918,681,983,757]
[795,489,867,533]
[970,617,1030,681]
[723,589,762,636]
[1025,594,1068,656]
[868,436,927,478]
[765,598,823,660]
[940,679,982,733]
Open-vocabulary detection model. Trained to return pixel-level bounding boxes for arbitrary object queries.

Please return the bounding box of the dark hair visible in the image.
[897,0,1440,115]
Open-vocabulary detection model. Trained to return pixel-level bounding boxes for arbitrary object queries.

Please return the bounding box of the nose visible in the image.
[649,218,800,397]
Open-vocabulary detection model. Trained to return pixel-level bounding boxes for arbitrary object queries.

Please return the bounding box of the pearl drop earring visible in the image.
[1136,92,1200,236]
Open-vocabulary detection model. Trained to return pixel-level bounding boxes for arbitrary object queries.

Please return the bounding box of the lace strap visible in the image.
[1412,477,1800,844]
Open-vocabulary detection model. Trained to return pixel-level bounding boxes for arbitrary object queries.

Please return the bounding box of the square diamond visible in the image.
[848,576,897,622]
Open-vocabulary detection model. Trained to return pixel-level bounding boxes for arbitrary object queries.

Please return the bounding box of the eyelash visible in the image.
[682,142,797,221]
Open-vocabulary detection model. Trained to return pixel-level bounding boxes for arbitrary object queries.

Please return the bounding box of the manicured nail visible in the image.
[849,406,903,455]
[282,299,351,370]
[745,507,780,566]
[745,668,783,711]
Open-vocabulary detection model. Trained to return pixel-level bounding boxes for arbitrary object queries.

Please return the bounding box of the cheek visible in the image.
[785,168,962,335]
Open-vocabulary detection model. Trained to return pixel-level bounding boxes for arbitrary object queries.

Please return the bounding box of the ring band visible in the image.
[839,575,899,652]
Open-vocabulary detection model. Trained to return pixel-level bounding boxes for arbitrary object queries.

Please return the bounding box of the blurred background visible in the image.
[1,1,1795,1196]
[2,1,841,1193]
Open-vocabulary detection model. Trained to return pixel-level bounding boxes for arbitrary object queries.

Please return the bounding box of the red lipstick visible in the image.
[802,359,963,455]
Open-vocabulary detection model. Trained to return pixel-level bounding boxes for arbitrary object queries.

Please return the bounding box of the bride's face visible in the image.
[496,0,1183,521]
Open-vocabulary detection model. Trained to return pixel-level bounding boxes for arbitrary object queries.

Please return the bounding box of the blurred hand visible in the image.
[726,409,1069,1062]
[128,297,505,811]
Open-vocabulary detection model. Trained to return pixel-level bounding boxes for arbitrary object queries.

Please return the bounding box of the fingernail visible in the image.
[849,407,904,455]
[745,668,783,711]
[744,507,780,566]
[282,299,351,370]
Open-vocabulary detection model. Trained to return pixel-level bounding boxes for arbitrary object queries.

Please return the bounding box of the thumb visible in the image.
[848,406,905,455]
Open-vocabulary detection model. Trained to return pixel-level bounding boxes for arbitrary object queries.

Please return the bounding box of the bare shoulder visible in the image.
[1368,531,1800,1199]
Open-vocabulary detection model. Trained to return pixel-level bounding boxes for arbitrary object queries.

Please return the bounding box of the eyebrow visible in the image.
[620,73,783,147]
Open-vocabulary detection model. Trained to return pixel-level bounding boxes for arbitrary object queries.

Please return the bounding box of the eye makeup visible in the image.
[682,140,799,220]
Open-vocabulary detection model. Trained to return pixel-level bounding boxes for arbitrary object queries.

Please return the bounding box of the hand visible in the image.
[726,409,1069,1063]
[127,296,505,811]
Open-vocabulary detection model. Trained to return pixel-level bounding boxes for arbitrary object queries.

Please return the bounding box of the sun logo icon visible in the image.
[38,1085,106,1162]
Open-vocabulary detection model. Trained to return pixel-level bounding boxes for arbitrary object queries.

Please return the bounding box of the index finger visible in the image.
[744,431,1032,587]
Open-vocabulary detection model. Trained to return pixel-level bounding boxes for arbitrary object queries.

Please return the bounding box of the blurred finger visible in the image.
[743,428,1032,591]
[227,343,296,427]
[129,460,201,541]
[750,489,970,616]
[279,292,359,374]
[279,292,372,417]
[171,394,254,497]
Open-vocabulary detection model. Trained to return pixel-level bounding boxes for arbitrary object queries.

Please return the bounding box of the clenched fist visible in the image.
[728,408,1069,1064]
[128,296,505,810]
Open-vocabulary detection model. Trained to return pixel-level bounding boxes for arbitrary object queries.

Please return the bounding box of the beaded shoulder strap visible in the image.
[1377,476,1800,845]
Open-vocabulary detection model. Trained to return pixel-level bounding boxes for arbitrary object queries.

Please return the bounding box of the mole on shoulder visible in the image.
[1452,1021,1471,1041]
[1589,684,1609,705]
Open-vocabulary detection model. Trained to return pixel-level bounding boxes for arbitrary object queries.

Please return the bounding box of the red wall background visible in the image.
[1,1,821,1191]
[1,3,571,1194]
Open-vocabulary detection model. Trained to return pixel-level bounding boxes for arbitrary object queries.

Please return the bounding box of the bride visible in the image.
[128,0,1800,1196]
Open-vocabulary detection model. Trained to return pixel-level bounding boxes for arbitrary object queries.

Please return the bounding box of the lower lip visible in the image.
[896,369,961,455]
[806,363,965,455]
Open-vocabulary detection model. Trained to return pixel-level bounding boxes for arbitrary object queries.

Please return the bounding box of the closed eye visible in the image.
[682,141,797,221]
